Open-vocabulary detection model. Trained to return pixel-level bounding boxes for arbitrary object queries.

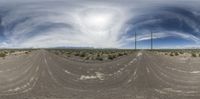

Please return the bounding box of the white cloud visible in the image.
[0,0,200,48]
[0,1,131,48]
[126,31,200,43]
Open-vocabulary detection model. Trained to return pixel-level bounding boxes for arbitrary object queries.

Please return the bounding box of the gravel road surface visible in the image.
[0,50,200,99]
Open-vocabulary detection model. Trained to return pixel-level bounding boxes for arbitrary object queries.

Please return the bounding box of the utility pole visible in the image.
[151,31,153,50]
[135,32,137,50]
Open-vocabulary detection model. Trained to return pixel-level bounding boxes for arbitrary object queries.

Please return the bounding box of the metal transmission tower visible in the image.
[151,31,153,50]
[135,32,137,50]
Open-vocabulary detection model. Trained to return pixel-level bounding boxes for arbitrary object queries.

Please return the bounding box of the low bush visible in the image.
[179,52,184,54]
[124,52,128,55]
[10,50,15,53]
[84,56,90,60]
[25,52,29,54]
[0,53,6,57]
[191,53,197,57]
[169,52,174,56]
[118,53,124,56]
[51,49,134,61]
[79,52,86,57]
[96,57,103,61]
[175,52,179,56]
[74,53,79,56]
[108,55,114,60]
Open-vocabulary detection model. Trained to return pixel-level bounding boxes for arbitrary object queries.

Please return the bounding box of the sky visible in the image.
[0,0,200,49]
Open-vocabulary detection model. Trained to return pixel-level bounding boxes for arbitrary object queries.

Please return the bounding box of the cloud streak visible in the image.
[126,31,200,43]
[0,0,200,48]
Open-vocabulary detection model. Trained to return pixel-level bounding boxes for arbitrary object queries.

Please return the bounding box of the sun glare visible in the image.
[79,8,119,33]
[83,13,112,31]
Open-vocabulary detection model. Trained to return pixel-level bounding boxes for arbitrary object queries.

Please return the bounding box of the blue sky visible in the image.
[0,0,200,48]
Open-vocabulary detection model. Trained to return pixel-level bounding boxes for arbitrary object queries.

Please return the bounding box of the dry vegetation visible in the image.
[0,49,33,58]
[49,49,135,61]
[155,49,200,58]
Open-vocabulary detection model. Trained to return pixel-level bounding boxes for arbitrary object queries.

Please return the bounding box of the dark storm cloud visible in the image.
[0,2,79,47]
[0,15,5,41]
[124,6,200,43]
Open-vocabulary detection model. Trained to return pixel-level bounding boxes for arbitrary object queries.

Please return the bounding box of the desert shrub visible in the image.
[108,54,117,60]
[74,53,79,56]
[179,52,184,54]
[83,56,89,60]
[113,54,117,58]
[52,49,134,61]
[199,53,200,57]
[97,54,100,57]
[191,53,197,57]
[108,55,114,60]
[174,52,179,56]
[79,52,86,57]
[165,53,168,55]
[118,53,124,56]
[169,52,174,56]
[65,52,70,54]
[4,51,8,54]
[0,53,6,57]
[10,50,15,53]
[124,52,128,55]
[96,57,103,61]
[25,52,29,54]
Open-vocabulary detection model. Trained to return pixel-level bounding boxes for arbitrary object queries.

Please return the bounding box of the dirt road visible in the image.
[0,50,200,99]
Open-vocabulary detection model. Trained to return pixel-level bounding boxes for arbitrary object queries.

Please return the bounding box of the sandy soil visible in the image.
[0,50,200,99]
